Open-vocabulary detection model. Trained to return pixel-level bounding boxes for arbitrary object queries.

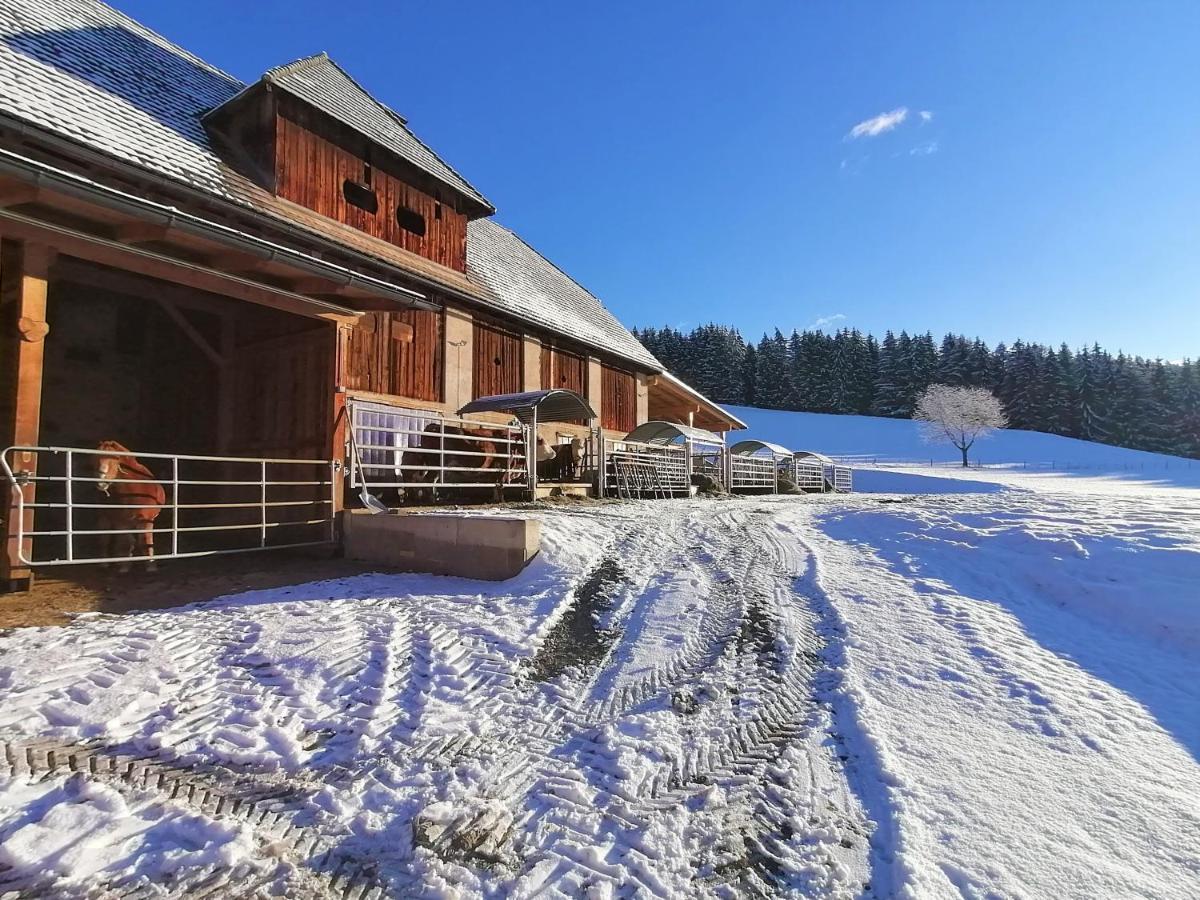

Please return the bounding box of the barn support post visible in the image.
[594,424,606,499]
[1,239,53,590]
[526,406,538,498]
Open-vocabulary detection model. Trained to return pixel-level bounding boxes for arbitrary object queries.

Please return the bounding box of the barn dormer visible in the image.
[203,53,493,272]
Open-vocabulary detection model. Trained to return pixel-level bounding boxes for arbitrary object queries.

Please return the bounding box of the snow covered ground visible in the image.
[729,405,1200,479]
[1,456,1197,897]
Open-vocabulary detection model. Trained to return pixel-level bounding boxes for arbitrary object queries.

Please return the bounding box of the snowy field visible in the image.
[729,404,1200,476]
[1,462,1198,897]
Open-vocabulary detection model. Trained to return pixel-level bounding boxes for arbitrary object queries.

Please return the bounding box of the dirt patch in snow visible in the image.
[526,556,625,681]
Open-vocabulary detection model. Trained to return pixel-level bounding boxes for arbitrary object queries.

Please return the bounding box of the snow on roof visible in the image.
[457,389,596,425]
[467,218,661,372]
[624,420,725,446]
[660,371,748,430]
[729,439,793,458]
[793,450,833,464]
[0,0,658,372]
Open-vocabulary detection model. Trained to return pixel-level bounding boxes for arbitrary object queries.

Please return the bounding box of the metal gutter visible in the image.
[0,206,363,320]
[0,117,662,373]
[0,140,434,311]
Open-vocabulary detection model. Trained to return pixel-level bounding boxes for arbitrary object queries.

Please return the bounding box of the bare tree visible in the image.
[914,385,1007,467]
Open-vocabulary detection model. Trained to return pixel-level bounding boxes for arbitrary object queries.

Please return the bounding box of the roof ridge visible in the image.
[317,55,495,210]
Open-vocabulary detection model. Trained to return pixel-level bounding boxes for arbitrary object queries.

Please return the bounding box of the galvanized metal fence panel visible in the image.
[792,459,826,492]
[348,400,529,499]
[604,440,689,497]
[2,446,336,567]
[728,453,778,490]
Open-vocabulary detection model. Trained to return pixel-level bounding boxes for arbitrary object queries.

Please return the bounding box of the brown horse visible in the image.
[94,441,166,572]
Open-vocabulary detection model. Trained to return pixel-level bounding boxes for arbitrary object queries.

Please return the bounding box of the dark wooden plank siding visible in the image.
[232,327,333,460]
[540,345,587,396]
[472,320,523,399]
[342,307,443,403]
[601,365,636,433]
[274,94,468,271]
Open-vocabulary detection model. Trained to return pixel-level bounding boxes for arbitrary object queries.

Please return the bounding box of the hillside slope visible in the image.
[727,405,1197,470]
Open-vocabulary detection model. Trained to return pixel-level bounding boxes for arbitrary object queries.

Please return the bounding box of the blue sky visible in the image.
[114,1,1200,360]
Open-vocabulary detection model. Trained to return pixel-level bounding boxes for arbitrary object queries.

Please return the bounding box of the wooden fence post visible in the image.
[1,240,53,589]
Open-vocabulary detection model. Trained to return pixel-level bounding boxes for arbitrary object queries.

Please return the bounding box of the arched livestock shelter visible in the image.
[605,421,726,498]
[792,451,853,493]
[727,440,793,493]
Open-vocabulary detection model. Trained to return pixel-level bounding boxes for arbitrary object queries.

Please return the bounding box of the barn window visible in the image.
[434,202,443,221]
[342,179,378,214]
[397,206,426,237]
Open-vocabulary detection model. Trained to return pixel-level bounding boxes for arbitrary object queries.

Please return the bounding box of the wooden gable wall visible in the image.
[274,94,468,271]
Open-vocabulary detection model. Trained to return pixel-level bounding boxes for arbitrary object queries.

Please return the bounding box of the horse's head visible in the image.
[95,440,132,495]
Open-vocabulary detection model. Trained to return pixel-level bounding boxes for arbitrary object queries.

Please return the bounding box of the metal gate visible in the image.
[348,400,529,503]
[602,439,689,497]
[728,454,778,491]
[2,445,336,567]
[792,459,825,491]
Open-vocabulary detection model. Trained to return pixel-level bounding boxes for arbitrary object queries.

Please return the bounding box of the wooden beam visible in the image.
[206,250,271,274]
[0,184,40,209]
[112,221,174,244]
[290,276,352,296]
[390,320,414,344]
[151,296,226,368]
[217,314,235,454]
[0,214,358,324]
[1,240,53,588]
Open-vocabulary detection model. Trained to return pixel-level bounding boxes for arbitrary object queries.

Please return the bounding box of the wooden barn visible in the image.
[0,0,746,588]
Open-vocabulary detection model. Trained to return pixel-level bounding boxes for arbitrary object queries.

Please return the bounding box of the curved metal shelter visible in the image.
[457,389,596,425]
[792,450,833,464]
[729,439,793,459]
[624,420,724,448]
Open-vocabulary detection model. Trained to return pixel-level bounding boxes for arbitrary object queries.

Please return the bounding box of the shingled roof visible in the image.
[0,0,659,371]
[467,219,660,371]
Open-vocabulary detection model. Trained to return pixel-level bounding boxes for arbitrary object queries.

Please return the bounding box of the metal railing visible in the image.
[1,446,336,567]
[728,453,779,491]
[830,465,853,492]
[348,400,529,502]
[602,439,689,497]
[792,459,826,492]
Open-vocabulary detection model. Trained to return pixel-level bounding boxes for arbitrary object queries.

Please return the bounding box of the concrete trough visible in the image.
[342,511,540,581]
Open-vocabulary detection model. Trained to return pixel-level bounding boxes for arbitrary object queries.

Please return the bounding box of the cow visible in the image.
[544,437,585,482]
[401,422,526,504]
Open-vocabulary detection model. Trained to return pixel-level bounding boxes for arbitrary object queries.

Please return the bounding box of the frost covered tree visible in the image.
[914,385,1008,467]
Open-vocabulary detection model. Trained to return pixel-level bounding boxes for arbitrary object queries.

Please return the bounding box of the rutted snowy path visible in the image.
[792,487,1200,900]
[2,486,1198,899]
[0,501,871,898]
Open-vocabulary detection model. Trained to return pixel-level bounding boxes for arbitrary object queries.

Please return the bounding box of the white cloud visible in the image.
[909,140,939,156]
[919,110,934,123]
[847,107,908,139]
[810,313,847,330]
